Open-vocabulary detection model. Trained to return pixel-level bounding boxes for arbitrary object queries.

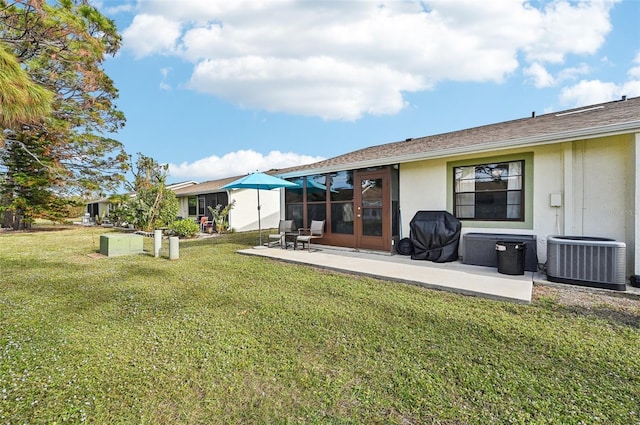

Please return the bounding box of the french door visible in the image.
[354,170,390,250]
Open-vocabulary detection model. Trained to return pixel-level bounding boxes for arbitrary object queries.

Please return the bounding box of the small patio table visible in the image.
[282,232,297,249]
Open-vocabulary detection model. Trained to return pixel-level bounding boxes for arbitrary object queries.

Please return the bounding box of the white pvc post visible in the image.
[154,229,163,258]
[169,237,179,260]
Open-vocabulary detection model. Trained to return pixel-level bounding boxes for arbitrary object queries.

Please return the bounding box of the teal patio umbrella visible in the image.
[222,172,299,247]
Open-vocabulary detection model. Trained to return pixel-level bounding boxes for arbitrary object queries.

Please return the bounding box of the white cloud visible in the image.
[559,80,620,106]
[121,0,619,120]
[159,67,172,90]
[621,80,640,99]
[524,62,591,88]
[522,0,618,63]
[122,14,181,58]
[189,56,423,121]
[559,53,640,107]
[556,64,591,82]
[628,52,640,79]
[167,149,325,181]
[524,62,555,88]
[91,0,134,15]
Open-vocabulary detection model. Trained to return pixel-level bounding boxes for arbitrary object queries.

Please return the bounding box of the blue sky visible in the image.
[95,0,640,183]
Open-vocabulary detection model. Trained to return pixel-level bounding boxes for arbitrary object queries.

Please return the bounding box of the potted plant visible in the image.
[207,200,236,234]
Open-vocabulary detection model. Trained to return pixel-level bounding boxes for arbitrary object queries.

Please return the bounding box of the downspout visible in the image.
[562,142,574,236]
[634,133,640,277]
[580,141,586,235]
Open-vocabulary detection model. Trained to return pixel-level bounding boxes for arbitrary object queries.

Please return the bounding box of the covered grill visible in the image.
[409,211,461,263]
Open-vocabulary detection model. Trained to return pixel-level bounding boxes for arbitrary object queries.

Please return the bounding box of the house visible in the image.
[85,196,111,222]
[275,96,640,278]
[172,175,281,232]
[85,181,197,222]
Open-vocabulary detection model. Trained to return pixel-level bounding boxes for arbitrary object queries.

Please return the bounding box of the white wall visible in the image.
[98,202,109,219]
[227,188,281,232]
[578,137,630,241]
[531,144,564,263]
[398,134,635,271]
[177,197,190,219]
[174,188,281,233]
[398,158,448,236]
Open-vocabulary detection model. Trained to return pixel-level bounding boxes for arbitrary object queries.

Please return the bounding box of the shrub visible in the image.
[169,218,199,238]
[207,200,236,233]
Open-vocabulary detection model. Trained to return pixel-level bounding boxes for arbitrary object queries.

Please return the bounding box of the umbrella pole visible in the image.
[257,189,262,246]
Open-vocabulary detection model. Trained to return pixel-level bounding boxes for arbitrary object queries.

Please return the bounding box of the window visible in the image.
[330,171,354,234]
[201,193,229,219]
[306,174,327,222]
[198,197,206,217]
[188,197,197,216]
[306,174,328,202]
[361,178,383,235]
[285,177,305,229]
[285,173,344,231]
[453,160,524,221]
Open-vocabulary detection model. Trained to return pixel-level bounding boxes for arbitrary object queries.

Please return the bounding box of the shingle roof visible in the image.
[172,175,244,196]
[166,181,198,191]
[276,96,640,177]
[171,170,284,196]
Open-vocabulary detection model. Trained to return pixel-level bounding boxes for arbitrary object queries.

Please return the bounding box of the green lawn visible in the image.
[1,226,638,424]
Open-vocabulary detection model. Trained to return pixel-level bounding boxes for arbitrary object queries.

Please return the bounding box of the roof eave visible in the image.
[174,188,229,197]
[277,121,640,178]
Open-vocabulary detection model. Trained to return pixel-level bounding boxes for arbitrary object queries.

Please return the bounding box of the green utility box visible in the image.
[99,234,144,257]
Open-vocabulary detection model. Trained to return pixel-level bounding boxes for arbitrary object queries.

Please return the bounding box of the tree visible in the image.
[0,0,129,229]
[106,193,133,227]
[0,43,53,132]
[0,131,72,227]
[128,154,178,232]
[208,200,236,233]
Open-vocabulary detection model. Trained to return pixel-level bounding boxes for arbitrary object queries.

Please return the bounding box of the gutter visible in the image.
[276,120,640,178]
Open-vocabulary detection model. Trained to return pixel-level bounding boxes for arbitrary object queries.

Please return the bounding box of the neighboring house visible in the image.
[275,96,640,277]
[172,175,281,232]
[85,181,197,222]
[85,196,110,221]
[166,181,200,192]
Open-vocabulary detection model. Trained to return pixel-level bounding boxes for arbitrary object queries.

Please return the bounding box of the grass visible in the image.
[1,225,639,424]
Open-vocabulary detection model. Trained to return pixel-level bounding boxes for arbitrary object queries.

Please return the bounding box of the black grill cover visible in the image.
[409,211,461,262]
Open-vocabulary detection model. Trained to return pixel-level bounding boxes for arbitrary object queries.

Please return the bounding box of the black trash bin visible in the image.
[495,241,526,275]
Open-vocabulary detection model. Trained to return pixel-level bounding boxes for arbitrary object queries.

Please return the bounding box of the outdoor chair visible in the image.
[295,220,325,252]
[268,220,294,248]
[199,216,208,233]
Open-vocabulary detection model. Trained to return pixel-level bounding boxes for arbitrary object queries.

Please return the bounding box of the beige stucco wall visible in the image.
[572,137,631,239]
[399,158,449,216]
[98,202,110,219]
[177,197,190,219]
[399,133,635,272]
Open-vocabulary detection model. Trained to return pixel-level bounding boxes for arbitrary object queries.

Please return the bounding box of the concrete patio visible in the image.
[238,245,534,303]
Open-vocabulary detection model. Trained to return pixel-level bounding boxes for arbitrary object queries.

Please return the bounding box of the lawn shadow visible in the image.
[2,225,76,233]
[560,305,640,329]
